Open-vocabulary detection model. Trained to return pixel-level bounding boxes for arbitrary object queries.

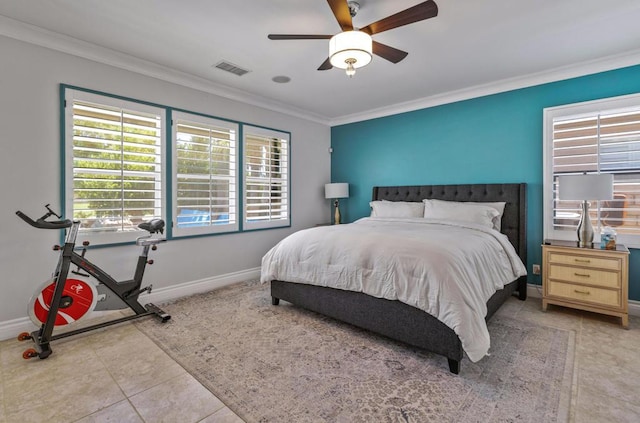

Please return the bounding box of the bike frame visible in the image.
[31,220,167,359]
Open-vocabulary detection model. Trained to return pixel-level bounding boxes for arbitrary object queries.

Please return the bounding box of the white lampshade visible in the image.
[325,183,349,199]
[558,174,614,201]
[329,31,372,69]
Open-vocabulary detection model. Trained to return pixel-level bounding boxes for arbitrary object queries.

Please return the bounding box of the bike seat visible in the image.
[138,219,165,234]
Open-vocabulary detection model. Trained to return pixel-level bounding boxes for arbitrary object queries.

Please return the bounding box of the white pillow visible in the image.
[423,199,505,230]
[370,200,424,218]
[465,201,506,230]
[422,199,500,229]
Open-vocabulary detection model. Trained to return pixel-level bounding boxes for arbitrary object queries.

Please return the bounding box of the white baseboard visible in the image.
[0,267,261,341]
[0,317,36,343]
[527,283,544,299]
[527,283,640,316]
[141,267,261,306]
[3,277,637,341]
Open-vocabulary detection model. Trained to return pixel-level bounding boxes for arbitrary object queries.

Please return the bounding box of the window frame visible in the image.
[171,111,239,238]
[242,125,291,231]
[61,85,292,246]
[543,92,640,248]
[63,88,167,246]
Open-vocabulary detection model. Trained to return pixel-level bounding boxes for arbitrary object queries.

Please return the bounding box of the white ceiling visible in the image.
[1,0,640,125]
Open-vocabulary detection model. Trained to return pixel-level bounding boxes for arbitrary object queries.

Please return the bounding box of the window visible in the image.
[243,126,290,230]
[63,86,291,244]
[172,112,239,237]
[543,93,640,247]
[64,89,165,245]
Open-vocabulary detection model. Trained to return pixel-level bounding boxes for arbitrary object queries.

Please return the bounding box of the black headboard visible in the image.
[372,183,527,266]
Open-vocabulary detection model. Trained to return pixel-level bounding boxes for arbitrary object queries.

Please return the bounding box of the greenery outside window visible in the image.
[543,92,640,248]
[172,111,239,237]
[63,86,291,245]
[64,89,165,245]
[243,126,290,230]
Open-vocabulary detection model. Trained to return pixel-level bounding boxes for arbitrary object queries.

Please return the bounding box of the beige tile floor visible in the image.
[1,295,640,423]
[496,296,640,423]
[0,320,243,423]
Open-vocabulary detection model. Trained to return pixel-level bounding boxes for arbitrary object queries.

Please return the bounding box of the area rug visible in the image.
[136,281,575,422]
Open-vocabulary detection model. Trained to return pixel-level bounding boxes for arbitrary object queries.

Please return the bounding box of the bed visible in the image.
[262,183,527,374]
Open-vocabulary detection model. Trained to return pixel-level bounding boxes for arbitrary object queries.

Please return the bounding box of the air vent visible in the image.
[214,61,251,76]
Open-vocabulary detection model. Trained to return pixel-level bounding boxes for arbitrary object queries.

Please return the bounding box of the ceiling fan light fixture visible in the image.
[345,59,356,78]
[329,30,372,76]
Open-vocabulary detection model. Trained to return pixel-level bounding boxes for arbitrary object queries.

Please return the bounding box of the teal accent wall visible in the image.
[331,64,640,300]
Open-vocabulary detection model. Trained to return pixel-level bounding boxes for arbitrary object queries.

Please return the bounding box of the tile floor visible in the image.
[1,295,640,422]
[0,315,243,423]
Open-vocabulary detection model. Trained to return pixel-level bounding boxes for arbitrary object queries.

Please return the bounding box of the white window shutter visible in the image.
[172,112,239,236]
[547,99,640,244]
[70,97,164,242]
[243,127,290,230]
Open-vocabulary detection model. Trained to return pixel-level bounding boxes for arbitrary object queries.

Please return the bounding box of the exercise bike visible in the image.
[15,204,171,360]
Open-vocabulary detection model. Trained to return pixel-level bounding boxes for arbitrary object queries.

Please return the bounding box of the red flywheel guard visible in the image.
[29,279,97,326]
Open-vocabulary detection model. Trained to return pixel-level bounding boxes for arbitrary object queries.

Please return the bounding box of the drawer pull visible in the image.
[574,289,590,295]
[574,258,591,263]
[574,272,591,277]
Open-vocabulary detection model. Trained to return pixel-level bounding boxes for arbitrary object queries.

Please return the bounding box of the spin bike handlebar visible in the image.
[16,210,73,230]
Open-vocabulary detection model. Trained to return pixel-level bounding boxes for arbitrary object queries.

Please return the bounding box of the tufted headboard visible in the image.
[372,183,527,266]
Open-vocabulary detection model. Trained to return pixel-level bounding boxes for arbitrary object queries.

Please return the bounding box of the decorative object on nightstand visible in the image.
[324,183,349,224]
[557,173,613,248]
[542,239,629,328]
[600,226,617,250]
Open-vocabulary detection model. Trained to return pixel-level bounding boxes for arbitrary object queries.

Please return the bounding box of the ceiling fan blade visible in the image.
[317,57,333,71]
[372,41,408,64]
[360,0,438,36]
[327,0,353,31]
[268,34,333,40]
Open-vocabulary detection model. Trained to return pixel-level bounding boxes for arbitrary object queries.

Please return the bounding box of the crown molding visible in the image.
[0,15,330,126]
[329,49,640,127]
[3,14,639,129]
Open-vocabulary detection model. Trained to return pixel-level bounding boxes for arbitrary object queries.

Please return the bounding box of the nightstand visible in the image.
[542,240,629,328]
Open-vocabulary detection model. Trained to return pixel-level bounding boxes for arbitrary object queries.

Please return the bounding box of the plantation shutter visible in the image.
[243,127,290,230]
[552,109,640,235]
[71,99,163,235]
[173,113,238,236]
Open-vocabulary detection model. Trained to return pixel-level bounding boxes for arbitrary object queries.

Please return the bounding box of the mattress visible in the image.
[261,217,527,361]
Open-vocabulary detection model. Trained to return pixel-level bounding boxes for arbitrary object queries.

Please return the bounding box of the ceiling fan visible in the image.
[268,0,439,77]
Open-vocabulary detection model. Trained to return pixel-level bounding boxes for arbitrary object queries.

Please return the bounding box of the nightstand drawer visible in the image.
[548,264,620,289]
[547,281,621,308]
[542,241,629,328]
[547,252,620,271]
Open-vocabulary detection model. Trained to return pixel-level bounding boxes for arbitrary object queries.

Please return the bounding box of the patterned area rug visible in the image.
[137,281,574,422]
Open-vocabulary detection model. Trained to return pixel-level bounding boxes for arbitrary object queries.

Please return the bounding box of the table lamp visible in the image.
[324,183,349,224]
[558,173,613,247]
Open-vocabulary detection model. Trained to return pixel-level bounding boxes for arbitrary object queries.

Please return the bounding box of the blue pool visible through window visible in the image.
[176,209,230,228]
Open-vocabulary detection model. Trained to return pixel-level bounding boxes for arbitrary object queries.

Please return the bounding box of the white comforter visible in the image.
[260,217,527,362]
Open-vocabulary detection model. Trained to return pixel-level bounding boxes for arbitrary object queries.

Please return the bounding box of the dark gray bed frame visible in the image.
[271,183,527,374]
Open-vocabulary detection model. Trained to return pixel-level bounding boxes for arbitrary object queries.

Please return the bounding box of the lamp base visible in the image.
[334,200,341,225]
[576,200,594,248]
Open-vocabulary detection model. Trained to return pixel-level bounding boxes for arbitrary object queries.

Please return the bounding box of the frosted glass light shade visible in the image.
[558,174,613,200]
[329,31,372,69]
[325,183,349,199]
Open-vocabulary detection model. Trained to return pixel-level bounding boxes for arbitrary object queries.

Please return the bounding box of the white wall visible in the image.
[0,36,330,328]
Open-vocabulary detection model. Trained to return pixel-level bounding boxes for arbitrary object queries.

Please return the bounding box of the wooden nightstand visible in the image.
[542,240,629,328]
